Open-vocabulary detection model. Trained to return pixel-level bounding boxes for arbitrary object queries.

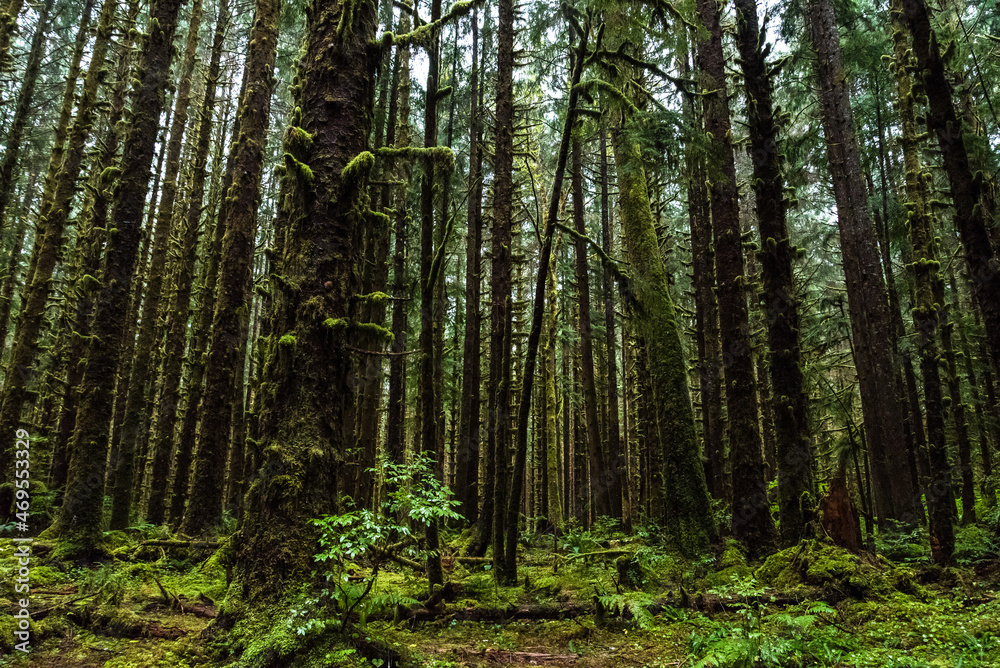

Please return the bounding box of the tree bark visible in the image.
[49,0,188,553]
[182,0,281,536]
[806,0,918,526]
[233,0,377,602]
[734,0,814,546]
[696,0,776,553]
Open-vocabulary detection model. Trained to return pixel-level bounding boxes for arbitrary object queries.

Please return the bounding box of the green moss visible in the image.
[375,145,454,171]
[754,540,905,599]
[354,322,394,342]
[323,317,348,331]
[341,151,375,181]
[285,125,314,153]
[283,152,314,183]
[279,334,297,347]
[709,544,754,587]
[356,291,390,304]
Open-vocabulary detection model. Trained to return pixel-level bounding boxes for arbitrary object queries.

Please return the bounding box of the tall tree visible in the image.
[734,0,814,545]
[182,0,281,536]
[455,6,483,524]
[695,0,777,552]
[806,0,918,526]
[233,0,377,600]
[49,0,188,553]
[488,0,515,578]
[418,0,445,588]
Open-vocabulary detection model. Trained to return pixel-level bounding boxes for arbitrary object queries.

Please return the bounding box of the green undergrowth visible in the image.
[1,514,999,667]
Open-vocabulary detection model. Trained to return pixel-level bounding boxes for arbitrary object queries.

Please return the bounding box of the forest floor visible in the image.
[2,519,1000,668]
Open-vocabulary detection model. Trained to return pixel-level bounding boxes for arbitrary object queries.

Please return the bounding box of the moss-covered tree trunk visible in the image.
[571,134,610,520]
[146,0,229,525]
[890,0,954,562]
[455,7,483,525]
[734,0,814,546]
[695,0,776,553]
[385,9,412,470]
[488,0,515,579]
[806,0,918,526]
[182,0,280,536]
[110,0,205,530]
[903,0,1000,393]
[0,0,48,244]
[233,0,378,601]
[48,0,187,552]
[609,129,716,555]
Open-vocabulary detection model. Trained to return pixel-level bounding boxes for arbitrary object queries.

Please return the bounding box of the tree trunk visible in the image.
[696,0,776,553]
[385,9,412,472]
[734,0,814,546]
[806,0,917,526]
[233,0,376,602]
[417,0,445,588]
[488,0,515,581]
[182,0,281,536]
[609,127,716,554]
[49,0,187,552]
[455,7,483,525]
[890,0,955,562]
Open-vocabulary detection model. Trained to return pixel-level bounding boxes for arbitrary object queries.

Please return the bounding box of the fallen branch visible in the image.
[30,591,99,620]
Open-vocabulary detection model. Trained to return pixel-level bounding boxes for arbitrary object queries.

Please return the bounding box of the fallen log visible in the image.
[384,589,812,623]
[138,540,220,549]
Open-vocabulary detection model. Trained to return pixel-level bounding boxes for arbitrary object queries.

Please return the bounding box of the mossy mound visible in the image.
[755,540,899,600]
[708,540,753,586]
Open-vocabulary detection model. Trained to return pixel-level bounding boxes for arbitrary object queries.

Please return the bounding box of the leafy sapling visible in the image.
[307,453,461,631]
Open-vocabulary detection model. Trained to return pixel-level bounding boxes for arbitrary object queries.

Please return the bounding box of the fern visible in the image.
[596,592,658,629]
